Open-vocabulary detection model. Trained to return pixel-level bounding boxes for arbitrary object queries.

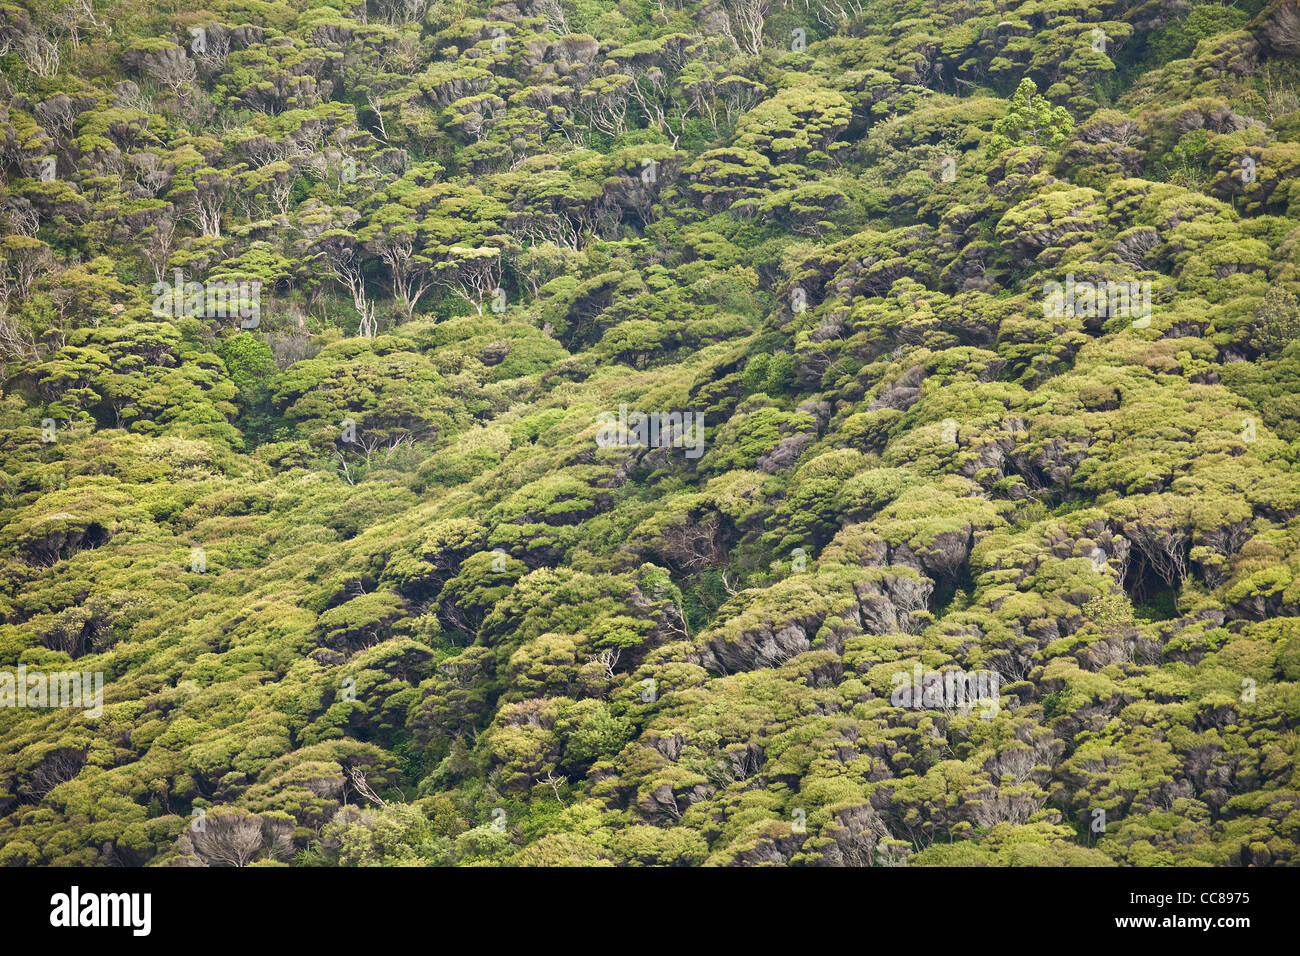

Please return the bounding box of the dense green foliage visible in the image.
[1,0,1299,866]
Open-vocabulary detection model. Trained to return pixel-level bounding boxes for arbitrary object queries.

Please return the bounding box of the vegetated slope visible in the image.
[1,0,1299,866]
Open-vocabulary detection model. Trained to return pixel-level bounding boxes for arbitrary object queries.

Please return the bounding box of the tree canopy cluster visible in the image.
[1,0,1299,866]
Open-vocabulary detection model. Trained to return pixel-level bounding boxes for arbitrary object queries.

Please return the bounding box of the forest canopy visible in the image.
[0,0,1299,867]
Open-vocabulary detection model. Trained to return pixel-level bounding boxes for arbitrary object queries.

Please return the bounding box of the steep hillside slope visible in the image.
[1,0,1299,865]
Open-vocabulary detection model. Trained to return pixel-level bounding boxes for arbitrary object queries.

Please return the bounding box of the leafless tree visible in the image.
[19,35,60,77]
[435,247,502,316]
[372,234,433,321]
[176,812,293,867]
[35,94,78,147]
[318,242,378,337]
[594,648,621,682]
[543,771,567,803]
[576,77,632,137]
[1,197,39,238]
[663,596,691,640]
[49,0,108,49]
[966,785,1046,829]
[536,0,570,34]
[375,0,426,26]
[142,216,177,284]
[377,31,420,74]
[129,151,174,198]
[194,28,230,75]
[143,46,197,98]
[184,171,230,239]
[658,514,726,573]
[366,91,390,145]
[720,0,769,56]
[347,767,388,807]
[113,80,154,114]
[19,748,86,801]
[782,0,864,30]
[0,238,53,306]
[1124,521,1189,595]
